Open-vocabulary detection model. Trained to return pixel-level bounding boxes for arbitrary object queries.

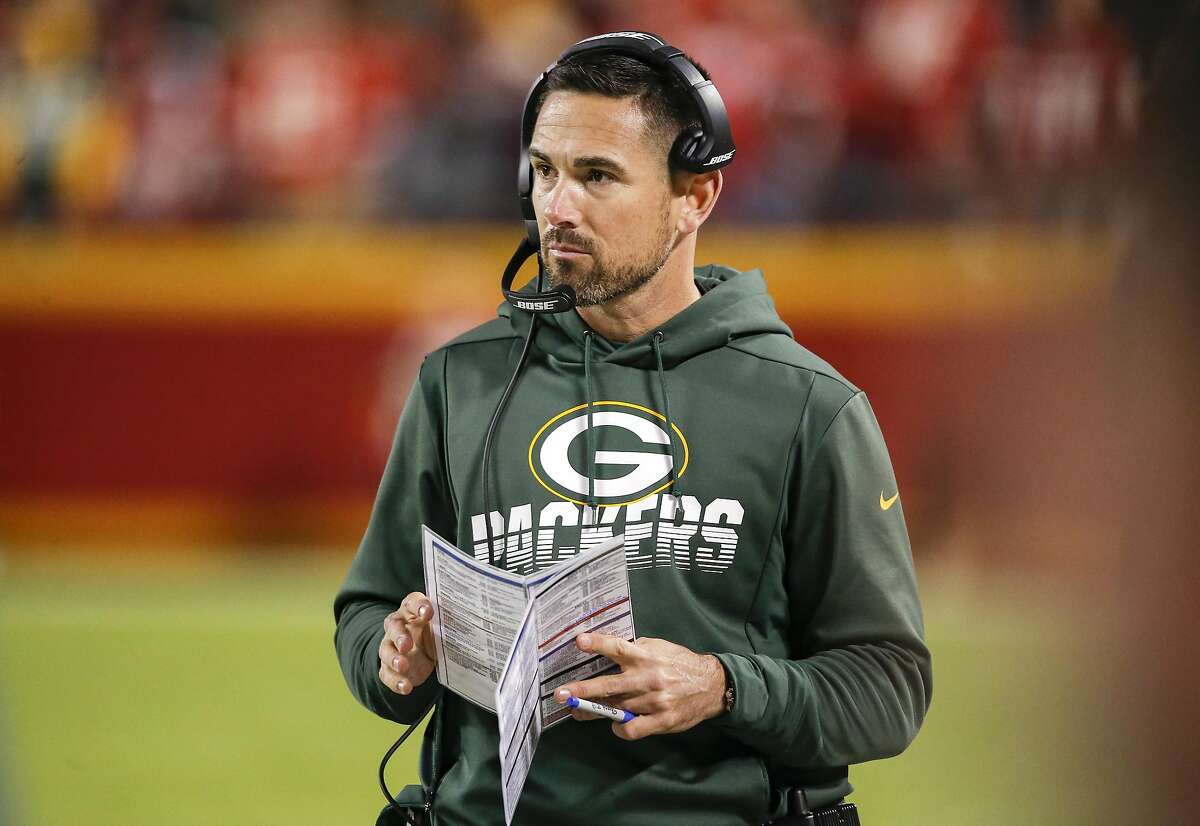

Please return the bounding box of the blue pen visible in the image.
[565,696,636,723]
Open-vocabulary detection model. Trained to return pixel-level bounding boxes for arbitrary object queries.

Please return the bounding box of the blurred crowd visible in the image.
[0,0,1140,225]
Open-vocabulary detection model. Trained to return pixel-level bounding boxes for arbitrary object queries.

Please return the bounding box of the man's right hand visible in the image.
[379,592,438,695]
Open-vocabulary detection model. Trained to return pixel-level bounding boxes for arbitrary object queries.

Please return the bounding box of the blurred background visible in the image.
[1,1,1196,824]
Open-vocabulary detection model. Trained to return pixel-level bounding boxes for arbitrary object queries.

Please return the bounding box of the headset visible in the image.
[499,30,737,314]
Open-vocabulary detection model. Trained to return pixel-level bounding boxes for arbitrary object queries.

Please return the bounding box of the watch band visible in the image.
[719,659,736,714]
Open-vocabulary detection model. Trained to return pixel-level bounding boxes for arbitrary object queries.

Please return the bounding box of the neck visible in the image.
[576,240,700,343]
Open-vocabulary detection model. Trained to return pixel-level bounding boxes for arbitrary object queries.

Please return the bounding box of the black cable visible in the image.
[375,309,538,822]
[481,312,539,564]
[380,247,541,816]
[378,699,438,814]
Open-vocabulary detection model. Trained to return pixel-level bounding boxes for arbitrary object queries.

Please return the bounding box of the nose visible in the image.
[543,177,582,228]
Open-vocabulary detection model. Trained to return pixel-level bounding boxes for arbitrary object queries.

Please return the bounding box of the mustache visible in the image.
[542,228,595,254]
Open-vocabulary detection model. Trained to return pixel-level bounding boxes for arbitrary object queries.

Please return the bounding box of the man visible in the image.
[335,37,931,826]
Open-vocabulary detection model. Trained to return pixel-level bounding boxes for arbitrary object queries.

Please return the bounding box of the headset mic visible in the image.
[501,235,576,315]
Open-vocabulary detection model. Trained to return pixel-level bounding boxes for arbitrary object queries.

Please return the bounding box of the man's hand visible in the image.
[379,592,438,696]
[553,633,726,740]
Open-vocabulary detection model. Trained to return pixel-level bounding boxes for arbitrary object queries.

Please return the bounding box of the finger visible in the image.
[382,612,416,650]
[576,633,637,663]
[381,622,423,667]
[612,712,666,741]
[383,613,411,647]
[554,672,636,703]
[614,691,660,716]
[380,645,435,693]
[379,659,416,695]
[389,632,434,673]
[400,593,434,624]
[378,634,401,666]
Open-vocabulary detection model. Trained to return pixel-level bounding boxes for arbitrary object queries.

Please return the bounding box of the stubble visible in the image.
[542,201,678,307]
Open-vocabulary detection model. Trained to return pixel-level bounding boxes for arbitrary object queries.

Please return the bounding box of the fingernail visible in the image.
[392,657,400,670]
[418,605,428,619]
[577,634,591,649]
[396,680,405,692]
[555,688,569,701]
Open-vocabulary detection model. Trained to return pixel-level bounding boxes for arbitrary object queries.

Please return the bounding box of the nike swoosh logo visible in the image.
[880,491,899,511]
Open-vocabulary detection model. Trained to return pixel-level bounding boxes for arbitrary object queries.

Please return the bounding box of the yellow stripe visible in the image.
[0,226,1116,327]
[0,495,372,549]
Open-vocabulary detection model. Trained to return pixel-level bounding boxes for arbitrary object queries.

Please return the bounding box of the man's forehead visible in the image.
[531,91,653,159]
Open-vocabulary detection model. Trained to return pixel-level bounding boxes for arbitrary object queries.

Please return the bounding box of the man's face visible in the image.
[529,91,680,307]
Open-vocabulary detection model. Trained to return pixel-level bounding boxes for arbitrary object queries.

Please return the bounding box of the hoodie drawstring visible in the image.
[652,331,681,501]
[481,314,538,566]
[583,331,597,521]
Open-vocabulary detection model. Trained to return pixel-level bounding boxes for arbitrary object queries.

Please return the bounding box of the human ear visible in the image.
[675,170,722,235]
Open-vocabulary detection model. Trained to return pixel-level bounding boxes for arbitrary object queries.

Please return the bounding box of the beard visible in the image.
[541,213,677,308]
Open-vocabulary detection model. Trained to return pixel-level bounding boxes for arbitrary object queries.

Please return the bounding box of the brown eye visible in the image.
[586,169,612,183]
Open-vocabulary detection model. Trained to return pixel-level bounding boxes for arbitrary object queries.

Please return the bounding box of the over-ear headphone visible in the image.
[501,31,736,314]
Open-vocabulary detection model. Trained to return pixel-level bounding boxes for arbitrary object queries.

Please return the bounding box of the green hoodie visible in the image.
[334,265,931,825]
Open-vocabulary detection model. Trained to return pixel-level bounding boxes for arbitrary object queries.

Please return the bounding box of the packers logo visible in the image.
[528,401,688,507]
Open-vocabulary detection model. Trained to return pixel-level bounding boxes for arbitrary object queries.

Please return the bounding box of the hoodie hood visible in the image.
[501,264,794,369]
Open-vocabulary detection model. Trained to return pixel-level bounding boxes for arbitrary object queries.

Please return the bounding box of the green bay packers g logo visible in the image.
[529,401,689,507]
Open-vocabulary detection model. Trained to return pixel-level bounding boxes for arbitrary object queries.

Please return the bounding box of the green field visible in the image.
[0,553,1121,825]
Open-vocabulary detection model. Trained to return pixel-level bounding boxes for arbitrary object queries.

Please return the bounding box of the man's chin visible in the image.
[545,264,591,293]
[552,277,605,308]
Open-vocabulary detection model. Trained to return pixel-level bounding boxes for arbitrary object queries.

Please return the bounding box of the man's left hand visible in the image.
[554,633,726,740]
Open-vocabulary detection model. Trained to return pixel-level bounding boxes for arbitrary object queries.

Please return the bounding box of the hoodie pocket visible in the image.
[703,746,773,823]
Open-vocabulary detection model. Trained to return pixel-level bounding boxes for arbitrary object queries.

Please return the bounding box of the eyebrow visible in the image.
[529,147,628,176]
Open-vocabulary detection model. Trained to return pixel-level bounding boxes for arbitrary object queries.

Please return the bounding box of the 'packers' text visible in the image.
[468,495,744,575]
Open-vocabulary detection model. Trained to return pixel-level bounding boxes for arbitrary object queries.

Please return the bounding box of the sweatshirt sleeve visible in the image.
[333,352,456,724]
[712,390,932,766]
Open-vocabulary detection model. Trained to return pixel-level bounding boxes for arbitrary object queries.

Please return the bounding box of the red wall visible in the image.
[0,228,1116,557]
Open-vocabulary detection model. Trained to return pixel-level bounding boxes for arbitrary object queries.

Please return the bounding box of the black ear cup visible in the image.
[670,127,711,172]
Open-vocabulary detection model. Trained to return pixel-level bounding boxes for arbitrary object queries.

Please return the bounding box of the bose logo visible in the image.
[517,300,556,311]
[704,150,735,166]
[529,401,688,506]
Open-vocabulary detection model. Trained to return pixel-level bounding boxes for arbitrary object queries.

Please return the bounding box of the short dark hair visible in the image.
[534,51,705,160]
